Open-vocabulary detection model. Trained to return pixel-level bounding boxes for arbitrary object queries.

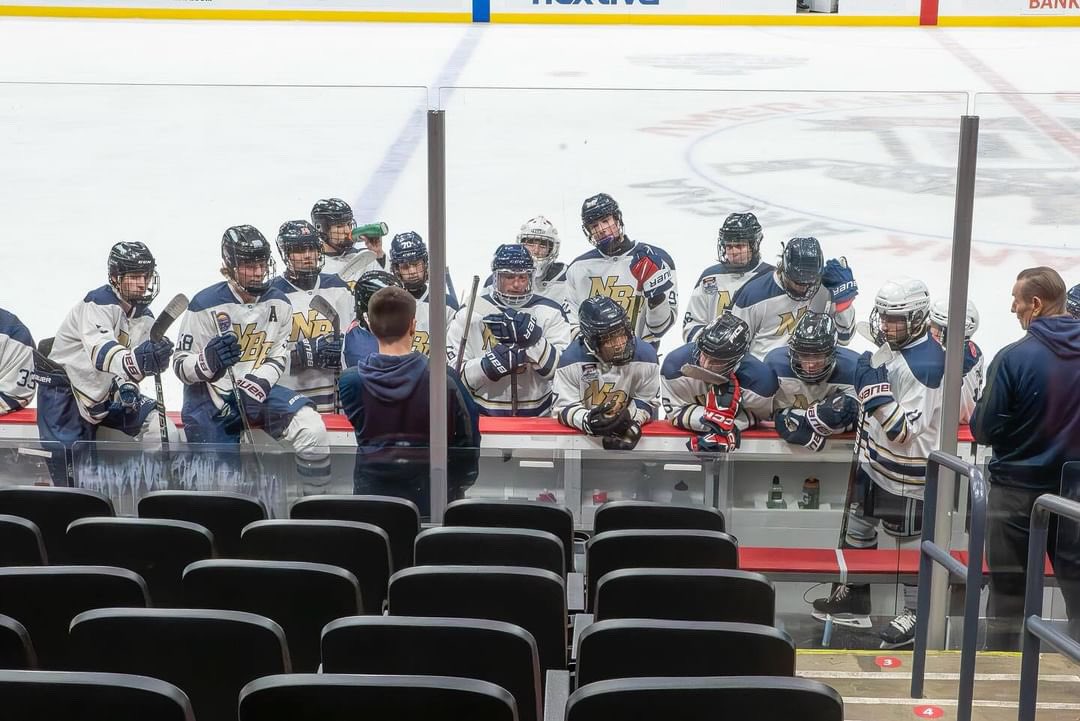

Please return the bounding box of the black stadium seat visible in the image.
[575,619,796,687]
[182,559,361,672]
[414,526,565,577]
[239,673,518,721]
[0,566,149,669]
[322,616,542,721]
[565,676,844,721]
[593,568,775,625]
[0,669,195,721]
[445,499,575,573]
[67,517,214,607]
[389,565,567,675]
[241,519,391,613]
[70,608,290,721]
[585,530,739,611]
[0,487,114,564]
[290,495,419,573]
[0,514,48,566]
[138,491,265,558]
[593,500,725,534]
[0,614,36,669]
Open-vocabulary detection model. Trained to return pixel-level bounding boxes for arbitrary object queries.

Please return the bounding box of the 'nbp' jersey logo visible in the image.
[584,380,627,410]
[289,309,335,343]
[117,329,130,348]
[481,325,498,351]
[236,323,272,368]
[588,276,643,320]
[412,330,430,356]
[776,307,808,337]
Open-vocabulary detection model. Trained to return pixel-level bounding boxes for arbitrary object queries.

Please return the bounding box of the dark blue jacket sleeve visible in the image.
[970,348,1010,446]
[338,368,365,435]
[448,371,481,489]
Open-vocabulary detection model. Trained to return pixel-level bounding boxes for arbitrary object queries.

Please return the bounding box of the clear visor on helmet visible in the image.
[596,326,635,366]
[790,349,835,384]
[113,269,161,307]
[492,269,534,308]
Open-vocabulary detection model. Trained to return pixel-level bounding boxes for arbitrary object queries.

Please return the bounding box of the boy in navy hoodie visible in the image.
[338,286,480,515]
[973,266,1080,648]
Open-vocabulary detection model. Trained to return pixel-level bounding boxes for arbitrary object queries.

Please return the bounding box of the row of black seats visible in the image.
[0,669,844,721]
[0,606,835,721]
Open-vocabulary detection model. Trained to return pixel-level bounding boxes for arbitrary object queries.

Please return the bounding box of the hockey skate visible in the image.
[811,583,873,628]
[879,608,917,649]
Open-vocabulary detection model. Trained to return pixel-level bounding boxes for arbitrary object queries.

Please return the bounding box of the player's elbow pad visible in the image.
[872,401,909,444]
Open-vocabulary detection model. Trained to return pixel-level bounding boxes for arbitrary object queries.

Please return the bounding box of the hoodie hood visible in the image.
[1027,316,1080,361]
[356,351,428,403]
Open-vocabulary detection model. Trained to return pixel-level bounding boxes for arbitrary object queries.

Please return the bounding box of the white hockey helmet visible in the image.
[929,299,980,342]
[517,215,560,279]
[869,278,931,349]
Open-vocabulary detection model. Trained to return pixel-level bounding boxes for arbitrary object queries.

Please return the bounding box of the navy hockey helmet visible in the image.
[1068,284,1080,319]
[579,295,635,366]
[354,270,403,329]
[778,237,824,301]
[788,312,838,384]
[581,193,625,255]
[491,243,535,309]
[695,312,751,379]
[310,197,356,249]
[389,231,430,293]
[276,219,324,284]
[222,224,276,296]
[108,241,160,307]
[718,212,763,272]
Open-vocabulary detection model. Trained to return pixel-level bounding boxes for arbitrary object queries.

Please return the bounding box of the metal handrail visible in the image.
[1018,493,1080,721]
[910,450,988,721]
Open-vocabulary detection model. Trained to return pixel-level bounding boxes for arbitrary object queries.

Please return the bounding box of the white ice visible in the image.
[1,18,1079,406]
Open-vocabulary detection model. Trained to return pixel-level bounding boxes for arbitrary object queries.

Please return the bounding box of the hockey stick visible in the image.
[454,276,481,375]
[150,294,189,451]
[308,295,342,414]
[210,311,257,448]
[335,249,378,284]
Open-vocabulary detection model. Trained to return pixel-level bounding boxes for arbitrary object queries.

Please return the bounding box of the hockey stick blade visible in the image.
[336,249,377,283]
[38,337,54,357]
[32,348,67,378]
[680,363,729,386]
[309,295,341,336]
[152,293,190,342]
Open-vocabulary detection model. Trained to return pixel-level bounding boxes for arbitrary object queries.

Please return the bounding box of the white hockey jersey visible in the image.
[174,281,292,407]
[857,333,945,501]
[565,241,678,345]
[322,248,381,285]
[682,261,774,343]
[484,262,571,318]
[552,338,660,432]
[269,273,355,413]
[447,293,573,416]
[48,285,155,423]
[0,308,35,414]
[660,343,778,432]
[730,271,855,359]
[412,287,460,357]
[764,345,860,416]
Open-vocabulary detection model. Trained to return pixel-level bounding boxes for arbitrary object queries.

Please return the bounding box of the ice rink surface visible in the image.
[1,18,1079,405]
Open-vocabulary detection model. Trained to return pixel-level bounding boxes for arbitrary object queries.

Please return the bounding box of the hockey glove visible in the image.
[129,337,174,379]
[808,391,860,434]
[774,407,826,452]
[483,309,542,348]
[854,351,895,414]
[234,374,271,427]
[200,332,241,380]
[822,257,858,309]
[699,378,742,435]
[480,343,527,381]
[584,396,635,438]
[629,245,674,303]
[687,427,740,454]
[603,421,643,451]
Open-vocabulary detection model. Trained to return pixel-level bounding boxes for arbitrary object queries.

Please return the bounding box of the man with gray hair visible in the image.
[972,266,1080,648]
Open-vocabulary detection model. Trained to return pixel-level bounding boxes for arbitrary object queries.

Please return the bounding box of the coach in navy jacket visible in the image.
[971,267,1080,648]
[339,286,480,516]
